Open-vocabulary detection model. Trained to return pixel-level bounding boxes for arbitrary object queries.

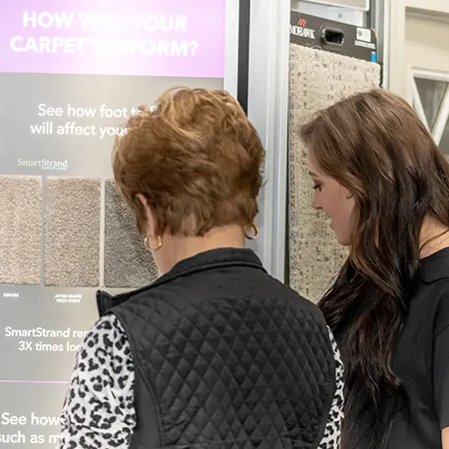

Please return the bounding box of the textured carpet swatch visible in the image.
[45,178,101,287]
[104,180,158,288]
[288,45,380,301]
[0,176,41,284]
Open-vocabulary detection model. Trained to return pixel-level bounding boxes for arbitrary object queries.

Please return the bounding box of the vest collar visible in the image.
[159,247,265,283]
[97,247,265,316]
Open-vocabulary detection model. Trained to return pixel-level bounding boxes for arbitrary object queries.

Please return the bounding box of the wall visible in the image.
[388,0,449,99]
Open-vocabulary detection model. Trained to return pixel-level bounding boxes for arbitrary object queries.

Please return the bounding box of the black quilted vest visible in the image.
[97,248,336,449]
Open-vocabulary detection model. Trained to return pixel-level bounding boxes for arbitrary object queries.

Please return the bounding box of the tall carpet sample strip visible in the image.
[45,178,101,287]
[288,45,381,301]
[0,176,41,284]
[104,180,158,288]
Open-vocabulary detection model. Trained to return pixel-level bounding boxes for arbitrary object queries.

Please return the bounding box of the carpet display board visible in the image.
[288,13,381,301]
[0,1,225,447]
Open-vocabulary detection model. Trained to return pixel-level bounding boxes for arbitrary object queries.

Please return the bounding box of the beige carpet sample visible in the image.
[104,180,158,288]
[0,176,41,284]
[288,45,380,301]
[45,178,100,287]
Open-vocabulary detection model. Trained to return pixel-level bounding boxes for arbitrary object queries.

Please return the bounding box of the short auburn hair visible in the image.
[113,88,264,236]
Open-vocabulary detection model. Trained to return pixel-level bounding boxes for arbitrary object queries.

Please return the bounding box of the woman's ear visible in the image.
[136,193,157,236]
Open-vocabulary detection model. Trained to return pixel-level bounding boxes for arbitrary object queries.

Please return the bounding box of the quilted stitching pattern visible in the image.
[123,295,333,449]
[110,249,335,449]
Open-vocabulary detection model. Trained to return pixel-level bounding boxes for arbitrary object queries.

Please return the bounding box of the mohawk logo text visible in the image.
[289,23,316,40]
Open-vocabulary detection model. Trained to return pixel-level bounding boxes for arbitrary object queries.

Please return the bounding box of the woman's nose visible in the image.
[312,195,322,210]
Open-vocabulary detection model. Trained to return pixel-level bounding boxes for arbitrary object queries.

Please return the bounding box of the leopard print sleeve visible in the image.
[317,327,345,449]
[58,314,136,449]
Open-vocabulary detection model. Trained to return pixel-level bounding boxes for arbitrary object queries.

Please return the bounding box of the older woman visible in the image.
[58,88,343,449]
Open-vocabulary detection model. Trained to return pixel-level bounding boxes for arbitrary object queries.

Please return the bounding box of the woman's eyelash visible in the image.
[313,184,321,190]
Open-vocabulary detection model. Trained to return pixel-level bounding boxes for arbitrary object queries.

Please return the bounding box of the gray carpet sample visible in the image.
[288,45,381,301]
[104,180,158,288]
[45,178,100,287]
[0,176,41,284]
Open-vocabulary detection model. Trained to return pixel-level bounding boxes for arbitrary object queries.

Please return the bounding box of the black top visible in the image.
[98,248,339,449]
[336,248,449,448]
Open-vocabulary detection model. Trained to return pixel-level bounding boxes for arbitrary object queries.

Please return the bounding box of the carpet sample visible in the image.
[104,180,158,288]
[45,178,101,287]
[288,45,381,301]
[0,176,41,284]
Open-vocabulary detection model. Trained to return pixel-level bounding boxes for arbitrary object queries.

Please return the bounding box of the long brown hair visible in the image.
[301,89,449,447]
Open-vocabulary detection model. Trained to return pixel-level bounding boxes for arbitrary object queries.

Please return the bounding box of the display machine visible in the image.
[0,1,230,446]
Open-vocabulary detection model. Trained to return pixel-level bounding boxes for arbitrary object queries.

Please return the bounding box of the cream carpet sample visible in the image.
[0,176,41,284]
[45,178,101,287]
[288,45,381,301]
[104,180,158,288]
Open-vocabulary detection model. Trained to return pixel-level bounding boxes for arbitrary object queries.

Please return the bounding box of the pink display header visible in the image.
[0,0,225,77]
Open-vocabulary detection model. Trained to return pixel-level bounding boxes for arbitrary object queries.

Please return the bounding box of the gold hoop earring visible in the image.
[244,224,259,240]
[144,234,162,251]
